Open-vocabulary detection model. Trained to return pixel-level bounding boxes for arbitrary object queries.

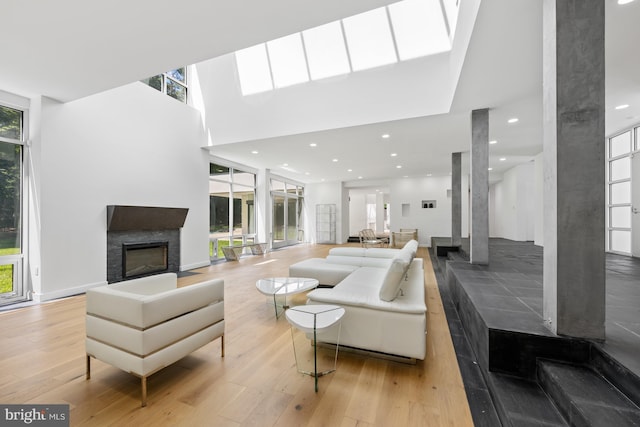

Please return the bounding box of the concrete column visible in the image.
[451,152,462,246]
[542,0,605,340]
[470,109,489,265]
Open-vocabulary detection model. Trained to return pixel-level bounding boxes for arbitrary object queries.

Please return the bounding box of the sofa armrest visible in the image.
[108,272,177,295]
[87,277,224,329]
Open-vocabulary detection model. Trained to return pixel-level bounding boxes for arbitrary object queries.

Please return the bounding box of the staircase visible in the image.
[536,359,640,427]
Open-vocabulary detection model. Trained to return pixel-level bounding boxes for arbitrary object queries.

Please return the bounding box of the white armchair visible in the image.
[85,273,224,406]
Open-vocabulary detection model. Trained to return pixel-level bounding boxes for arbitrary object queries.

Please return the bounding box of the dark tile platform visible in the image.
[431,237,640,427]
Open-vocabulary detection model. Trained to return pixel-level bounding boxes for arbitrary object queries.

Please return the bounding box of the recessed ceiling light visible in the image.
[499,157,506,161]
[358,176,363,179]
[489,140,497,145]
[283,163,288,166]
[615,104,630,110]
[488,167,493,171]
[382,134,390,139]
[618,0,634,5]
[396,165,402,169]
[332,158,338,162]
[508,118,519,124]
[390,153,398,157]
[305,172,310,175]
[309,143,317,147]
[347,169,353,172]
[251,150,259,154]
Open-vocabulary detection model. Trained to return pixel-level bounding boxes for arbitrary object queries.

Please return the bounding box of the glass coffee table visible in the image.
[255,277,319,318]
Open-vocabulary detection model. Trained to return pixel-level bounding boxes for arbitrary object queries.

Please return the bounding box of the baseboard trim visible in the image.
[33,280,108,302]
[181,260,212,271]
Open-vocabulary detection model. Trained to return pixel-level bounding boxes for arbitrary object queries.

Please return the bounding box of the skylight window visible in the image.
[267,33,310,88]
[303,21,351,80]
[234,0,459,96]
[389,0,451,60]
[442,0,461,40]
[235,44,273,95]
[342,7,398,71]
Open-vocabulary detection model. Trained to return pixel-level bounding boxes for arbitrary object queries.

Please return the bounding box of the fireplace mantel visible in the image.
[107,205,188,232]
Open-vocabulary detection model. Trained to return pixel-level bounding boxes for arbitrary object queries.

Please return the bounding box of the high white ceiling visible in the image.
[207,0,640,184]
[3,0,640,186]
[1,0,396,102]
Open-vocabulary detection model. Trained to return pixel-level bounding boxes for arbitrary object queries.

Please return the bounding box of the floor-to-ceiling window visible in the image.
[0,104,25,305]
[271,177,304,249]
[209,162,256,261]
[606,128,635,254]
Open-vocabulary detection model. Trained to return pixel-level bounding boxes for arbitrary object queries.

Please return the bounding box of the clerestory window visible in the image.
[141,68,188,103]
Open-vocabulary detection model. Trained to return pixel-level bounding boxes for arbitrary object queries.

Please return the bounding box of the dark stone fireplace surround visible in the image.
[106,205,188,283]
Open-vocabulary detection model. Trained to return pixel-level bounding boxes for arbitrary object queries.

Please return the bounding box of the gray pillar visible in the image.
[451,152,462,247]
[470,109,489,265]
[542,0,605,340]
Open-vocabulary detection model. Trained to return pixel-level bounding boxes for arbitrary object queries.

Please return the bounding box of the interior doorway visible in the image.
[348,188,389,238]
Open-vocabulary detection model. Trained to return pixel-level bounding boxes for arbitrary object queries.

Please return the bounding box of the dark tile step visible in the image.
[538,359,640,427]
[486,372,568,427]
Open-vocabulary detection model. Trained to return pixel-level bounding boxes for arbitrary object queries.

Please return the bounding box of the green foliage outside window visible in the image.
[0,105,22,140]
[141,68,187,103]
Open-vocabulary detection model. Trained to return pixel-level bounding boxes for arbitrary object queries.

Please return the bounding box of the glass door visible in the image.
[272,194,286,247]
[0,105,25,305]
[271,179,304,249]
[209,162,256,261]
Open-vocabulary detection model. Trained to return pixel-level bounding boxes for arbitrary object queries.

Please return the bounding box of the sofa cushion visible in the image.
[307,262,426,314]
[289,258,358,286]
[362,248,401,258]
[402,239,419,256]
[328,247,367,257]
[379,256,410,301]
[328,247,400,259]
[326,255,393,268]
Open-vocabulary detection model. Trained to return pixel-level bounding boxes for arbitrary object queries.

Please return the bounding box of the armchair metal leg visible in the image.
[141,376,147,407]
[86,355,91,380]
[221,335,225,357]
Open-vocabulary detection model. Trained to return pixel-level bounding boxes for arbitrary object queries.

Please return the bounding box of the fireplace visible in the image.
[106,205,189,283]
[123,241,169,279]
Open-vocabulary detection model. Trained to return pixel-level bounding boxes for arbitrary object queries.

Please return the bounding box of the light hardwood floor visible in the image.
[0,244,474,426]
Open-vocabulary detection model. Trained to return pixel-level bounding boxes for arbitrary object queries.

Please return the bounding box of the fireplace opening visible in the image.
[123,241,169,279]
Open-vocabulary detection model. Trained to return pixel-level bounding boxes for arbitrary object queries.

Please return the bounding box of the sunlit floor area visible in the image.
[0,244,474,426]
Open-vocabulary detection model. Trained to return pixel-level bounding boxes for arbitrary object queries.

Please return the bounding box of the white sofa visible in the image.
[85,273,224,406]
[288,247,402,286]
[288,241,426,361]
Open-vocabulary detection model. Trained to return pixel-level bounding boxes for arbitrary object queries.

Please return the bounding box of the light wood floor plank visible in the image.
[0,244,474,426]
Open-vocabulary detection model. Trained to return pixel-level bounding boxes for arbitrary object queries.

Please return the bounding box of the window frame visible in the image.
[141,67,188,103]
[0,100,28,305]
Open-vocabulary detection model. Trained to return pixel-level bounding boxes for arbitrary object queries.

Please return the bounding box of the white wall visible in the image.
[489,163,535,242]
[31,83,210,301]
[195,52,454,145]
[388,176,452,247]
